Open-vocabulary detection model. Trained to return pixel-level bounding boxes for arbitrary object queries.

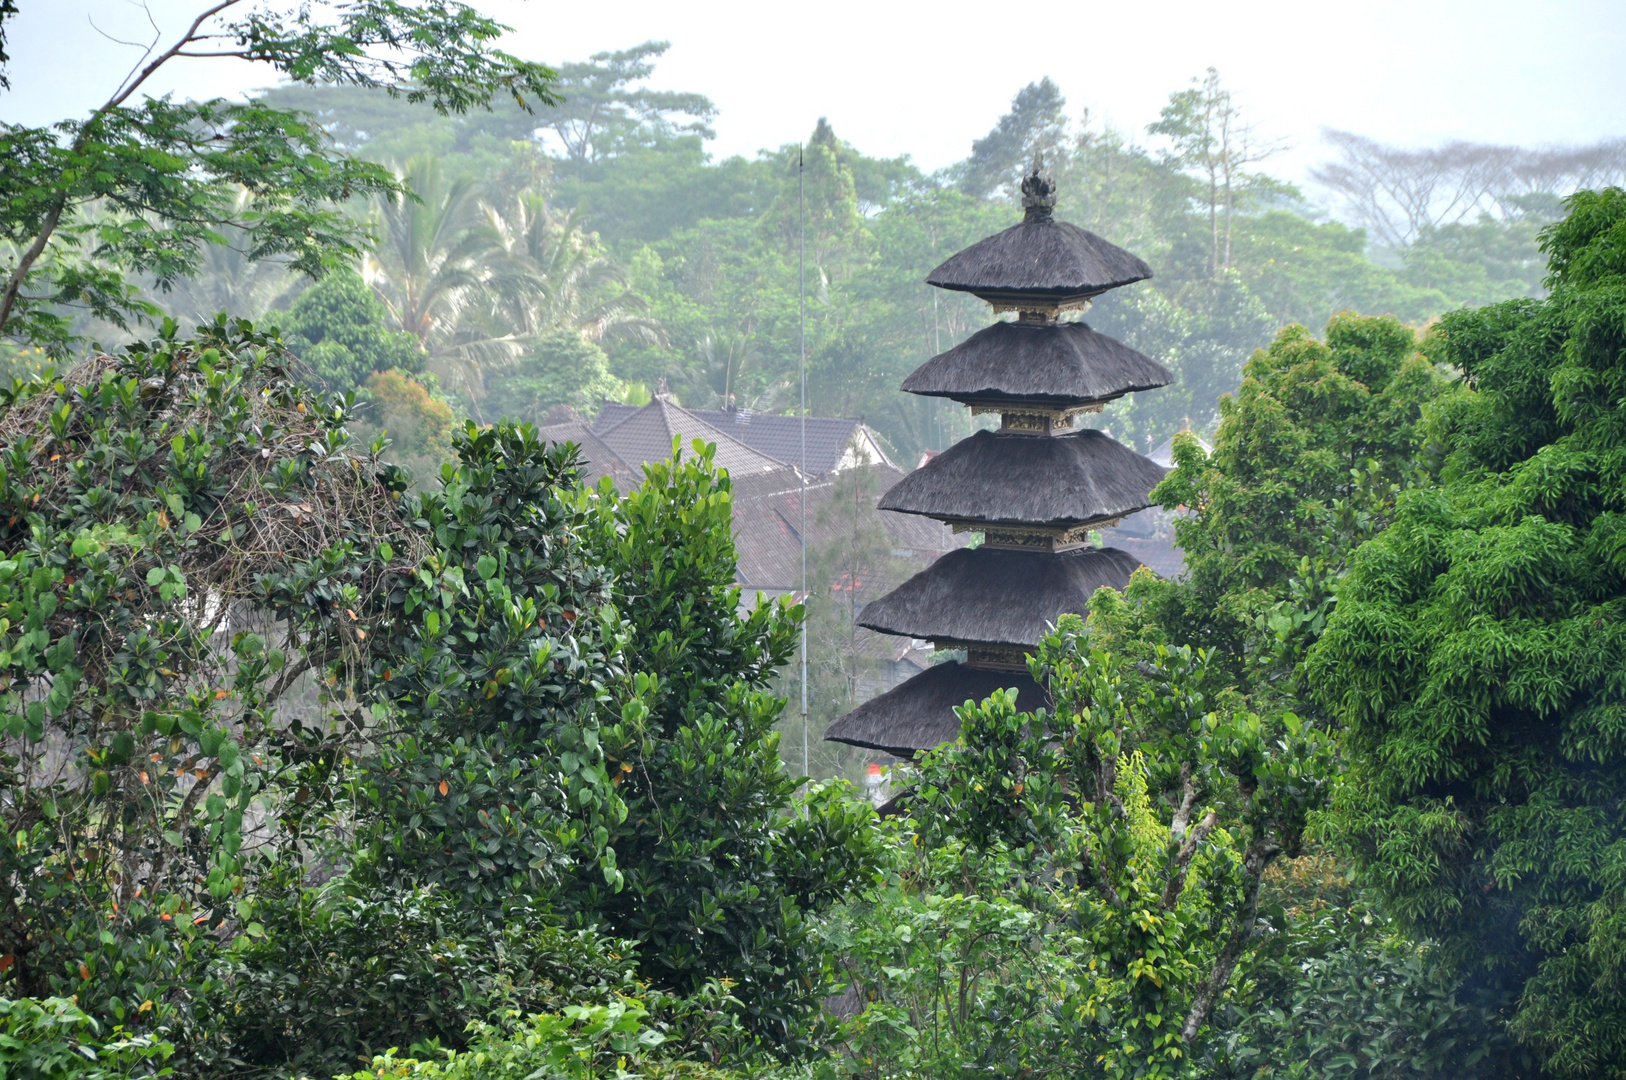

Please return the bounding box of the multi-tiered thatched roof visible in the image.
[824,662,1047,757]
[926,218,1153,311]
[855,546,1145,647]
[825,166,1170,760]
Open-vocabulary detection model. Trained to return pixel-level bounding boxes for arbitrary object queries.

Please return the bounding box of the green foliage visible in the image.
[538,42,717,166]
[1111,313,1446,705]
[281,267,423,393]
[484,329,623,421]
[1401,217,1550,307]
[1308,188,1626,1077]
[0,318,400,1040]
[574,440,879,1046]
[830,617,1334,1079]
[1203,854,1531,1079]
[359,422,626,917]
[345,429,873,1049]
[0,996,173,1079]
[335,995,790,1080]
[205,880,638,1076]
[0,0,558,355]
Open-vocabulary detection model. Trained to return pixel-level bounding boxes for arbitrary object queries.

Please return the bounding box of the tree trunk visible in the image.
[1182,838,1280,1042]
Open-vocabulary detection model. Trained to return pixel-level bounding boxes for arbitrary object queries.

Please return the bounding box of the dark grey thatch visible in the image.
[824,661,1046,756]
[927,219,1152,307]
[857,545,1142,646]
[879,429,1167,528]
[902,321,1173,407]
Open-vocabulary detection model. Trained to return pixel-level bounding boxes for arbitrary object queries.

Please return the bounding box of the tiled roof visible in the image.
[535,420,640,489]
[535,410,957,594]
[595,402,888,477]
[594,398,790,479]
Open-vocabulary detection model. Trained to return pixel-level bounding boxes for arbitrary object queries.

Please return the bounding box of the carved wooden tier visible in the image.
[856,546,1142,653]
[877,428,1167,543]
[823,662,1046,757]
[901,320,1172,416]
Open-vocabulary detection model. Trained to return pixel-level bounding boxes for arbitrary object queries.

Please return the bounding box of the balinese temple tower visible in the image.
[824,167,1173,759]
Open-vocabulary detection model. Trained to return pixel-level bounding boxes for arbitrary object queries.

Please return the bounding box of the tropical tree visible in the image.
[482,194,657,349]
[957,78,1070,199]
[831,618,1334,1079]
[535,41,717,165]
[1093,312,1446,707]
[1309,187,1626,1078]
[0,0,557,357]
[365,157,498,404]
[281,265,423,393]
[1147,68,1282,276]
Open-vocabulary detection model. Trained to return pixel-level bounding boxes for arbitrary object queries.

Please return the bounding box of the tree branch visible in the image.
[0,0,245,336]
[1161,807,1217,910]
[103,0,243,114]
[1181,837,1281,1042]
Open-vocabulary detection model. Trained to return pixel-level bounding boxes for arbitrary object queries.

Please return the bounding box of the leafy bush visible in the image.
[0,318,407,1039]
[0,996,173,1079]
[203,880,638,1076]
[572,442,879,1048]
[334,997,771,1080]
[356,421,627,918]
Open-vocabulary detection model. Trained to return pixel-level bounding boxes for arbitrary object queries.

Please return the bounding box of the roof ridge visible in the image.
[653,398,798,470]
[595,397,798,474]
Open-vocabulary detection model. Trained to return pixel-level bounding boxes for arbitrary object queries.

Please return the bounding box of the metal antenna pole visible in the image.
[799,145,809,782]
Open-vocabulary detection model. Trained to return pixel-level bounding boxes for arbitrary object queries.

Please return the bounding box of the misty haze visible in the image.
[0,3,1621,1078]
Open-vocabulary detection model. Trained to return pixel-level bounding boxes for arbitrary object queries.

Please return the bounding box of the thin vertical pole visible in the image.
[799,146,809,783]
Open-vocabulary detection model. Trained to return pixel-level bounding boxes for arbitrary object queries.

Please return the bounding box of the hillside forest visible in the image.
[3,4,1626,1079]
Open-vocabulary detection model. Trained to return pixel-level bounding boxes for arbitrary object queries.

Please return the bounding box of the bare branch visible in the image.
[103,0,244,115]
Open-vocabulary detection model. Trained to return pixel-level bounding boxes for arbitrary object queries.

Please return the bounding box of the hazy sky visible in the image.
[6,0,1625,192]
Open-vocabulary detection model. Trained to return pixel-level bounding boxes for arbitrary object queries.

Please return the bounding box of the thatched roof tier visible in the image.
[878,429,1167,529]
[926,218,1152,312]
[856,545,1142,647]
[824,661,1046,757]
[901,320,1173,409]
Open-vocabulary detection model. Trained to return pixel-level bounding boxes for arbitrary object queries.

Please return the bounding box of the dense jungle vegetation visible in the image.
[2,2,1625,1078]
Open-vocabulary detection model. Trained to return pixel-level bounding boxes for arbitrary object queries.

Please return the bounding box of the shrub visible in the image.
[204,881,638,1076]
[0,996,173,1079]
[0,318,408,1040]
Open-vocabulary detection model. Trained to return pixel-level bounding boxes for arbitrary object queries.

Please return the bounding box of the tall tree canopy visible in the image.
[0,0,558,356]
[1310,188,1626,1078]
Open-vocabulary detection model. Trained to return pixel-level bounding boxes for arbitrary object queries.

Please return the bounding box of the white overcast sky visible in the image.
[5,0,1625,192]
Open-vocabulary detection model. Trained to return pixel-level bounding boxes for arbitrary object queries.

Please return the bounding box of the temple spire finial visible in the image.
[1021,158,1056,222]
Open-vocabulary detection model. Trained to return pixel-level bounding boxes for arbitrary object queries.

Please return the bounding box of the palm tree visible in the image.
[480,192,658,349]
[365,160,661,418]
[364,157,500,407]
